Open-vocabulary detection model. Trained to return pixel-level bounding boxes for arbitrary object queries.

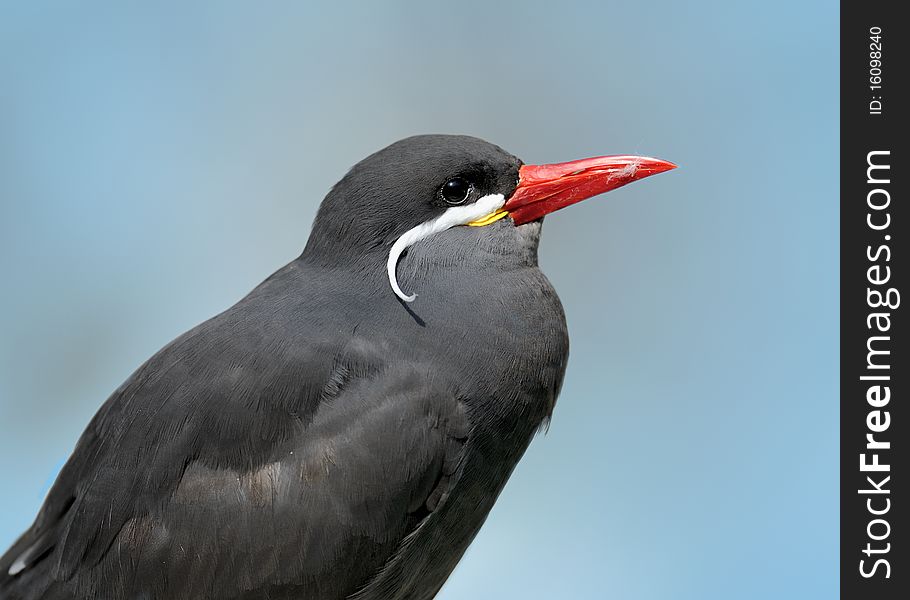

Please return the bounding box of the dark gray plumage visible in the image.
[0,135,569,599]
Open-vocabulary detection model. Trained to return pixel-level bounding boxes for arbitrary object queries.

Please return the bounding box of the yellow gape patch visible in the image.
[467,209,509,227]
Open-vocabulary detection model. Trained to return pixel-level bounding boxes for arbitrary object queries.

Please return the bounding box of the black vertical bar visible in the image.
[841,1,906,598]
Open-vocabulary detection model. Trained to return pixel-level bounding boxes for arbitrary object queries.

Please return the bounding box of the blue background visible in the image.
[0,2,838,598]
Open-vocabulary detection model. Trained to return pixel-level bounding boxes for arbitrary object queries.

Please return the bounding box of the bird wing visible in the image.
[0,306,469,600]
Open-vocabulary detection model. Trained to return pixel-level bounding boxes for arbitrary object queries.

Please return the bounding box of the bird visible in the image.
[0,134,674,600]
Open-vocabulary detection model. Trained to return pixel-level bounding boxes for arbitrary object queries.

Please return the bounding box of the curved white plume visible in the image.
[386,193,505,302]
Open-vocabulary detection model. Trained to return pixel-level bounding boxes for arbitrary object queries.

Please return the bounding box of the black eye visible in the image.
[440,177,472,205]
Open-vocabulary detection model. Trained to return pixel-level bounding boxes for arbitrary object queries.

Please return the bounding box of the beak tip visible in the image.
[647,158,678,174]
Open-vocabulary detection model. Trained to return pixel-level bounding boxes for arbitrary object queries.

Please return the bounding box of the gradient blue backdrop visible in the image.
[0,2,838,598]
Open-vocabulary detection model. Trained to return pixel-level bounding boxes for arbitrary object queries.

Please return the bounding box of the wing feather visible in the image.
[0,307,468,600]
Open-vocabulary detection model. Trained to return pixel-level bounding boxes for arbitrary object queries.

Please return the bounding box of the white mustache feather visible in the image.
[386,193,505,302]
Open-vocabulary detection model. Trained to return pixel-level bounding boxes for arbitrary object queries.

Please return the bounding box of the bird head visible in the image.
[303,135,675,302]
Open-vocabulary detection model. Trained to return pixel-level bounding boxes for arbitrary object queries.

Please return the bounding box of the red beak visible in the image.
[504,155,677,225]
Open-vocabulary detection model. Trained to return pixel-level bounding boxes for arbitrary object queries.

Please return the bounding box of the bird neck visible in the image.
[300,227,387,269]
